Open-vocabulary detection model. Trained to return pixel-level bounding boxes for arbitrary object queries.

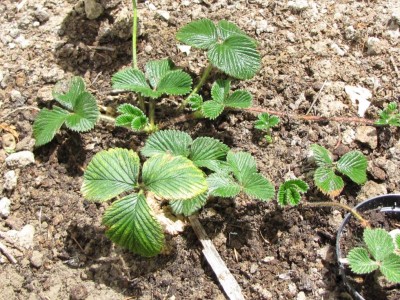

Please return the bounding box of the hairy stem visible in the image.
[98,114,116,123]
[303,201,370,228]
[179,63,213,110]
[149,99,156,129]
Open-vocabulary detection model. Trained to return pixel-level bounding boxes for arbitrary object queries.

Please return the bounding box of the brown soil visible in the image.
[1,0,400,299]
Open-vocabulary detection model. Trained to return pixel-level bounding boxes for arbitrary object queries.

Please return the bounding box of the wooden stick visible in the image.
[0,241,17,264]
[188,215,244,300]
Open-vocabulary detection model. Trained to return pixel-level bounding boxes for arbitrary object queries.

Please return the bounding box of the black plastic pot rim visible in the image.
[335,194,400,300]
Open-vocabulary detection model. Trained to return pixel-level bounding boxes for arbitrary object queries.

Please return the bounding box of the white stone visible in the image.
[256,20,269,35]
[157,10,170,21]
[344,85,371,117]
[4,170,17,191]
[345,26,356,40]
[330,43,345,56]
[0,197,11,218]
[15,35,30,49]
[84,0,104,20]
[342,128,355,145]
[357,181,387,201]
[366,37,382,55]
[177,44,191,55]
[288,0,309,11]
[297,291,307,300]
[5,225,35,249]
[30,251,43,268]
[5,151,35,168]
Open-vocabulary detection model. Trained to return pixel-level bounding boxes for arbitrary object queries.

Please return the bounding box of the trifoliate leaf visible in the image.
[208,35,261,80]
[202,100,224,119]
[207,172,241,198]
[380,254,400,283]
[310,144,333,167]
[64,91,99,132]
[364,228,394,262]
[337,151,367,185]
[211,79,230,104]
[115,103,148,131]
[187,94,203,111]
[112,68,157,98]
[190,137,229,168]
[169,192,208,216]
[278,179,309,207]
[254,113,280,130]
[242,173,274,201]
[156,70,192,96]
[217,20,248,40]
[103,193,164,257]
[348,247,379,274]
[53,76,86,110]
[141,130,192,158]
[81,148,140,202]
[142,154,207,200]
[314,167,344,197]
[33,107,69,147]
[176,18,218,49]
[224,90,252,108]
[375,102,400,127]
[145,59,174,89]
[226,151,257,183]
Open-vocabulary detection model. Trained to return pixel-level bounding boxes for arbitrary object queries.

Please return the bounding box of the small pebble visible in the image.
[70,284,88,300]
[5,151,35,168]
[0,197,11,218]
[4,170,18,191]
[30,251,43,268]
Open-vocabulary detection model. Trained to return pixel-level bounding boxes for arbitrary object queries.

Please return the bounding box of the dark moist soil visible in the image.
[339,208,400,300]
[1,0,400,299]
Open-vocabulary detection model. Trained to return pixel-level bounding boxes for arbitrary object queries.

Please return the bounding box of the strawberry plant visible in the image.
[33,77,99,147]
[81,130,274,256]
[254,112,280,143]
[375,102,400,127]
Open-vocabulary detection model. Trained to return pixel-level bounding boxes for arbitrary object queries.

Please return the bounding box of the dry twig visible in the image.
[0,241,17,264]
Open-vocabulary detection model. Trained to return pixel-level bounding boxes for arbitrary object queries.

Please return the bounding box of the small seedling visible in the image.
[375,102,400,127]
[188,79,252,119]
[310,144,367,197]
[33,77,99,147]
[277,179,309,207]
[347,228,400,283]
[254,112,280,143]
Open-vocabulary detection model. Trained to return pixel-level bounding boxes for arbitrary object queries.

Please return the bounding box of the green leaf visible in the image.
[115,104,148,131]
[187,94,203,111]
[254,113,280,130]
[202,100,225,119]
[310,144,333,167]
[224,90,252,108]
[375,102,400,127]
[314,167,344,197]
[53,76,86,110]
[217,20,248,40]
[380,254,400,283]
[169,192,207,216]
[112,68,157,98]
[396,234,400,250]
[190,137,230,168]
[145,59,174,89]
[337,151,367,185]
[156,70,192,96]
[278,179,309,207]
[33,107,69,147]
[211,79,230,103]
[142,154,207,200]
[348,247,379,274]
[242,173,274,201]
[64,92,99,132]
[207,172,241,198]
[141,130,192,158]
[176,19,218,49]
[103,193,164,257]
[208,35,261,80]
[226,151,257,183]
[81,148,140,202]
[364,228,394,262]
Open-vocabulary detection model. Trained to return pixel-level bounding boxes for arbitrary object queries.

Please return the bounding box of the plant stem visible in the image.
[303,201,370,228]
[148,98,156,130]
[98,114,116,123]
[132,0,138,69]
[179,63,213,110]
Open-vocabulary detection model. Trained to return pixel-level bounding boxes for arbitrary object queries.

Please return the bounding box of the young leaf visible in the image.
[142,154,207,200]
[375,102,400,127]
[190,137,229,168]
[187,94,203,111]
[81,148,140,202]
[176,19,218,49]
[64,91,99,132]
[241,173,274,201]
[115,103,148,131]
[33,107,69,147]
[313,167,344,197]
[254,113,280,131]
[224,90,252,108]
[211,79,230,104]
[145,59,174,89]
[111,68,157,98]
[380,254,400,283]
[348,247,379,274]
[202,100,224,119]
[141,130,192,158]
[169,192,207,216]
[207,172,241,198]
[226,151,257,182]
[337,151,367,185]
[217,20,248,40]
[156,70,192,96]
[207,35,261,80]
[103,193,164,257]
[310,144,333,167]
[53,76,86,110]
[364,228,394,262]
[278,179,309,207]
